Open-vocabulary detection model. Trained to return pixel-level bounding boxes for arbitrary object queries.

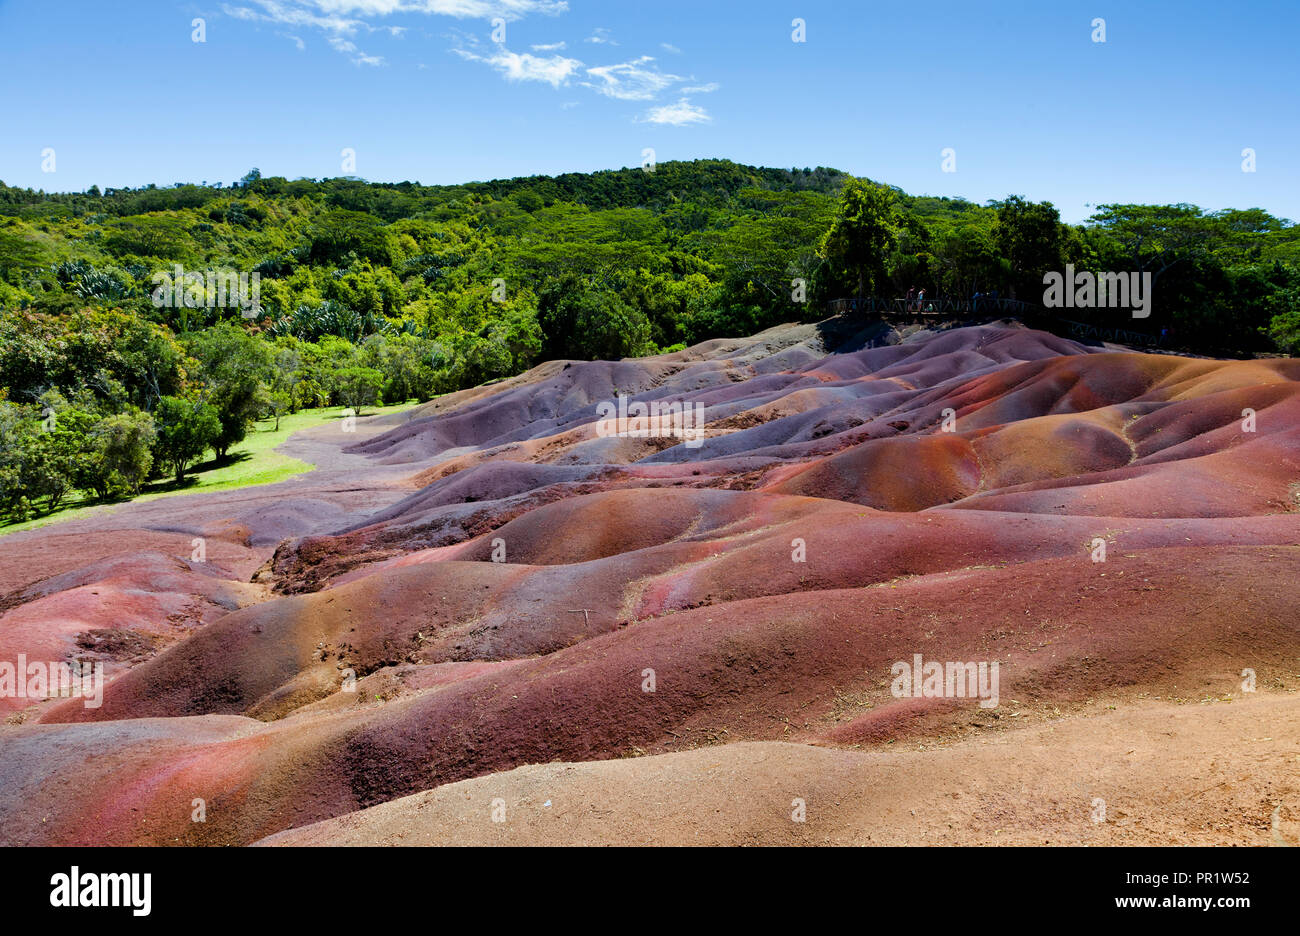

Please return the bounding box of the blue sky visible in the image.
[0,0,1295,222]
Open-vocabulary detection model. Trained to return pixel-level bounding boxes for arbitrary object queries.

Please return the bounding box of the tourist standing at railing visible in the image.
[916,288,925,312]
[906,286,916,311]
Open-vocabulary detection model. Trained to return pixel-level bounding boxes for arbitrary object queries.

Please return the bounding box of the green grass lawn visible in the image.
[0,400,423,537]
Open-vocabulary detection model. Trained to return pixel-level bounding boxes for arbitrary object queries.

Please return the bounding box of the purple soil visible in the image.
[1,318,1297,845]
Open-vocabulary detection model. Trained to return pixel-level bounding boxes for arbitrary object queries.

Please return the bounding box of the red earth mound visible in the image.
[2,319,1297,845]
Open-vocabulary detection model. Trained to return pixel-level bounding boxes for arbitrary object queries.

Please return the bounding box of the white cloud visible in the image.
[328,33,385,64]
[227,0,567,25]
[444,25,482,49]
[583,56,680,101]
[641,98,710,126]
[264,3,716,118]
[228,0,567,70]
[348,0,565,16]
[454,46,583,87]
[223,1,567,36]
[222,2,361,34]
[223,0,724,120]
[584,27,617,45]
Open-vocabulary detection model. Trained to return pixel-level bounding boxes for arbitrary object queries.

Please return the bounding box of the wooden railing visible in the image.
[1052,317,1165,348]
[828,296,1168,348]
[829,296,1039,317]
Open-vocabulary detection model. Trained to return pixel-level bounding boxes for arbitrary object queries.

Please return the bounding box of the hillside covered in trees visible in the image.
[1,158,1299,523]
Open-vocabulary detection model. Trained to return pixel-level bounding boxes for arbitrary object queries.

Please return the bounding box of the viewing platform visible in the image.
[829,296,1039,318]
[828,296,1167,348]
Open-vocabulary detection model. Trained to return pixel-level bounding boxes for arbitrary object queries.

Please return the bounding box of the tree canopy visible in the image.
[1,158,1297,523]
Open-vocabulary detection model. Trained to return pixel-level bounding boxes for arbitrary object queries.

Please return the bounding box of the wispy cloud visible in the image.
[225,0,567,31]
[455,41,713,125]
[227,0,563,63]
[641,98,711,126]
[453,46,582,87]
[223,1,567,38]
[223,2,358,34]
[583,55,680,101]
[232,1,715,124]
[329,34,385,64]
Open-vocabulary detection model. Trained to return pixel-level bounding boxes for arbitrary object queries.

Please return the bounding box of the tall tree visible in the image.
[92,410,155,495]
[152,396,220,483]
[184,324,273,459]
[819,179,900,300]
[993,196,1063,300]
[1087,203,1216,284]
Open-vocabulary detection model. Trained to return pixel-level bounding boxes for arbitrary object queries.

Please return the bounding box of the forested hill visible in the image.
[0,160,861,365]
[2,157,1299,522]
[5,158,1296,361]
[0,159,850,220]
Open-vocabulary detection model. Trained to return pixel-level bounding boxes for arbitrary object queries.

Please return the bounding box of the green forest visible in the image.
[2,158,1299,523]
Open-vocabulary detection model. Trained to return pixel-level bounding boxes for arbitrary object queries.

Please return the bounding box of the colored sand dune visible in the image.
[1,319,1297,846]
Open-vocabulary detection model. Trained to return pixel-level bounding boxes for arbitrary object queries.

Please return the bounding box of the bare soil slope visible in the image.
[2,319,1296,846]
